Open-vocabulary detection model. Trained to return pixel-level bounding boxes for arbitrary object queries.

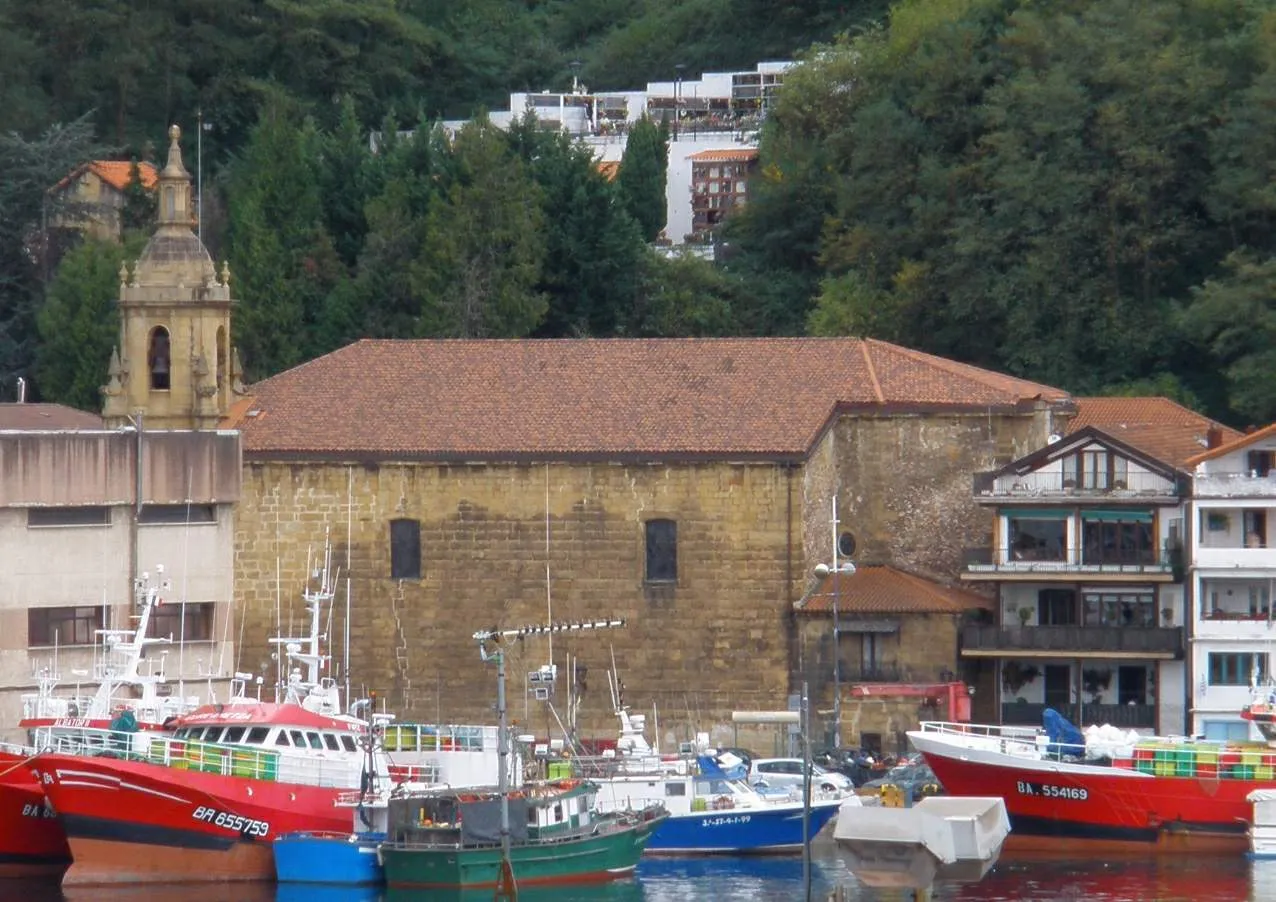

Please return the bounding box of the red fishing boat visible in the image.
[908,710,1276,855]
[34,544,379,885]
[0,566,213,877]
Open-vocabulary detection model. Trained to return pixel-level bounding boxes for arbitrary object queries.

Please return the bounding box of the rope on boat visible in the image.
[0,749,45,779]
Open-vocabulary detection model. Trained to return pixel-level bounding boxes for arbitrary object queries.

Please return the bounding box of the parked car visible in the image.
[858,753,944,801]
[748,758,854,794]
[815,747,882,787]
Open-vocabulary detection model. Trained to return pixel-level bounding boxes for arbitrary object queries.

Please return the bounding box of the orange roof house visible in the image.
[49,160,159,242]
[1068,396,1240,469]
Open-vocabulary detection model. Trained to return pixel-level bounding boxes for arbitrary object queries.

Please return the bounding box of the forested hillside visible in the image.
[2,0,1274,427]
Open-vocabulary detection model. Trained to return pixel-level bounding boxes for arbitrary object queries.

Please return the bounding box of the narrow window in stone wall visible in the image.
[390,518,421,580]
[645,519,677,583]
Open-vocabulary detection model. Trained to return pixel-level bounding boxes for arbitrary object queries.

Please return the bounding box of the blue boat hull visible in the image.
[274,832,385,885]
[646,802,841,854]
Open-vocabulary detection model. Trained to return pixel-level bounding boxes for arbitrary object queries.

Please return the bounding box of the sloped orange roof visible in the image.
[0,403,102,429]
[1184,421,1276,466]
[236,338,1069,460]
[1068,397,1240,469]
[796,565,993,615]
[54,160,159,193]
[595,161,620,181]
[687,148,759,163]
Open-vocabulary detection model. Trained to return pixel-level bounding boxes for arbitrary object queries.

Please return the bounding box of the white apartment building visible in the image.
[0,411,241,735]
[1185,424,1276,740]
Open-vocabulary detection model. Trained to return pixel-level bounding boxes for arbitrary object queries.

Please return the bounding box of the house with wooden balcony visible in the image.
[1183,422,1276,740]
[960,404,1231,734]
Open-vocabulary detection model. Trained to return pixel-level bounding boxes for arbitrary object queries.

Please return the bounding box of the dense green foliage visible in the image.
[4,0,1275,426]
[728,0,1276,423]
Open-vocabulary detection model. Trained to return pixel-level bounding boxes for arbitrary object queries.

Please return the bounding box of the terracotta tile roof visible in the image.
[795,565,993,615]
[54,160,159,193]
[1184,421,1276,466]
[595,161,620,181]
[1068,397,1240,469]
[0,404,102,430]
[235,338,1069,459]
[687,149,759,163]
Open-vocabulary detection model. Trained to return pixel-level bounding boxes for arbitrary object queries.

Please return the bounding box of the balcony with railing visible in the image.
[973,470,1181,501]
[1000,701,1155,729]
[961,624,1184,657]
[963,546,1175,580]
[1194,472,1276,499]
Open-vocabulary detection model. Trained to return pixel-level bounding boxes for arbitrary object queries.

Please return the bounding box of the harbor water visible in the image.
[12,849,1276,902]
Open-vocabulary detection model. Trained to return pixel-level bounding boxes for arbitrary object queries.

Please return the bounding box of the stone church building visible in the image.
[223,340,1074,747]
[83,125,1081,750]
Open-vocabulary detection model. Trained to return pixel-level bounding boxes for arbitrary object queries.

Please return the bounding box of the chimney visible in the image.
[1206,426,1223,448]
[1247,425,1259,434]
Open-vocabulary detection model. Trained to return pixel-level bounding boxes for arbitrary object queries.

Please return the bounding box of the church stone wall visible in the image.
[235,460,802,747]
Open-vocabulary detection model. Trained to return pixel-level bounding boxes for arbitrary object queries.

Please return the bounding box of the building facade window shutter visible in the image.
[390,519,422,580]
[645,519,677,583]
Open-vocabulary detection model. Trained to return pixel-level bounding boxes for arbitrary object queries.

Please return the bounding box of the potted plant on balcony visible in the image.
[1161,607,1173,625]
[1017,606,1033,626]
[1082,667,1112,704]
[1002,661,1040,695]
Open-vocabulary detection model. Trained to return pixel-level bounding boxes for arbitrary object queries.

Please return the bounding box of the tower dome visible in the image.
[132,125,215,287]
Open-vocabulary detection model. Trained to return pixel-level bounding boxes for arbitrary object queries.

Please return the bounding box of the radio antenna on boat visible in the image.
[474,617,625,895]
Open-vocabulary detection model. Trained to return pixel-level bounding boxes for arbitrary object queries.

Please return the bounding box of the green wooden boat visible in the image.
[379,778,667,889]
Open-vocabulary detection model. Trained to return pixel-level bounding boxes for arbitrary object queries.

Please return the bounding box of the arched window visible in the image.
[216,326,227,389]
[148,326,171,390]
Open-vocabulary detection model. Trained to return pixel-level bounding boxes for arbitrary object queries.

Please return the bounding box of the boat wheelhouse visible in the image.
[379,779,666,889]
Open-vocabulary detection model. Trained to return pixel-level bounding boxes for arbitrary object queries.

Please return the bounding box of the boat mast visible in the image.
[474,617,626,898]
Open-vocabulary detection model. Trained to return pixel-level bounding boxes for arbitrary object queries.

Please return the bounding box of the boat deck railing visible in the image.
[32,725,364,788]
[916,720,1046,758]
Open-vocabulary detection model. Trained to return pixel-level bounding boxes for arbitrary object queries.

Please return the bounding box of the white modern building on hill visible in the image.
[443,61,794,246]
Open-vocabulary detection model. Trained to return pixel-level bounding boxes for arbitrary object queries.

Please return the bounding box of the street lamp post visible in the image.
[674,63,685,141]
[815,496,856,750]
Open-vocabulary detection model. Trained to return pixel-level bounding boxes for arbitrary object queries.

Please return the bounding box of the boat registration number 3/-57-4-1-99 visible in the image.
[1016,781,1089,801]
[191,805,271,838]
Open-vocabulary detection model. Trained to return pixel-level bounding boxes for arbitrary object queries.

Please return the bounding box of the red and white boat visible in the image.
[0,567,211,877]
[33,545,385,885]
[909,713,1276,855]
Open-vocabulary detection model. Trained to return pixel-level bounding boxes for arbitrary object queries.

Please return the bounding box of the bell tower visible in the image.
[103,124,246,429]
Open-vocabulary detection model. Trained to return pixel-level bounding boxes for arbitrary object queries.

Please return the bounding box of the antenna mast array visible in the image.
[474,617,625,900]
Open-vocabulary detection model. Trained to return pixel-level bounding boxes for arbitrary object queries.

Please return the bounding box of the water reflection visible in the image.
[8,852,1276,902]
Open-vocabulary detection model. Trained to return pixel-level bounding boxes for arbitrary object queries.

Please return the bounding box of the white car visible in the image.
[749,758,853,794]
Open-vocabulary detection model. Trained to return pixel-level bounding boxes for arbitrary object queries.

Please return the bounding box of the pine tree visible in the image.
[227,99,343,378]
[120,158,154,237]
[412,118,547,338]
[36,238,128,410]
[616,115,668,242]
